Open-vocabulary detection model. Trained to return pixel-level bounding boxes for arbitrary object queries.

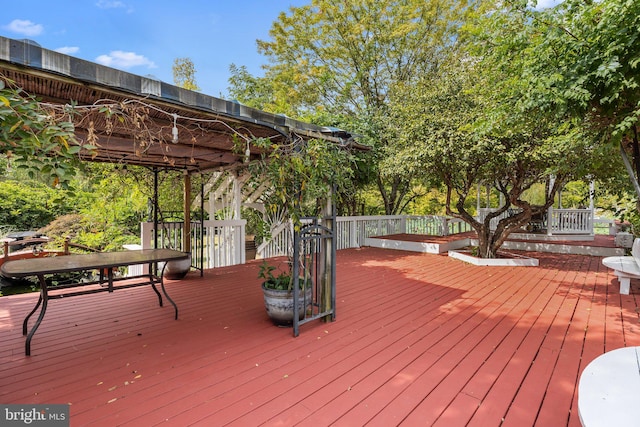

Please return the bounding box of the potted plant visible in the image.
[250,136,353,326]
[258,260,312,326]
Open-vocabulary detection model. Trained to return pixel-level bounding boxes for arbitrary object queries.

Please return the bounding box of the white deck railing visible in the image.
[141,210,601,268]
[11,209,608,277]
[547,208,593,235]
[477,208,517,231]
[141,219,246,269]
[256,215,472,259]
[477,207,594,236]
[256,222,293,260]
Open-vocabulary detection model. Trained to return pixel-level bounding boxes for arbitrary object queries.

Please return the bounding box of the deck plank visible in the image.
[0,247,637,426]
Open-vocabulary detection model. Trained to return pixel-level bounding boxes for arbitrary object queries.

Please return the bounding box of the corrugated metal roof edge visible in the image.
[0,36,367,149]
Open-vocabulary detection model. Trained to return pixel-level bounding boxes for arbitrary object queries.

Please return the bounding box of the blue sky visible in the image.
[0,0,306,98]
[1,0,562,99]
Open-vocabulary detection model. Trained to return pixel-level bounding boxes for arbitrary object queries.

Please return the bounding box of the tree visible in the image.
[0,78,95,187]
[232,0,465,215]
[172,57,200,91]
[390,2,603,258]
[251,136,355,227]
[521,0,640,201]
[0,180,75,231]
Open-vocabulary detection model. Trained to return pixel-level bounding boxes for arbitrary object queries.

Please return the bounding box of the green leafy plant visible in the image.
[0,78,97,188]
[251,135,354,290]
[258,261,292,291]
[258,260,308,292]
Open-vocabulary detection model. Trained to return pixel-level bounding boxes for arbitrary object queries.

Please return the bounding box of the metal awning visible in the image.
[0,36,365,173]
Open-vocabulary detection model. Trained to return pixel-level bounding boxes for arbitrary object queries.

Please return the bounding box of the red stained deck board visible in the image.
[565,256,608,427]
[80,254,459,425]
[503,256,597,426]
[325,263,540,425]
[534,258,596,427]
[465,256,585,427]
[368,255,558,426]
[404,254,561,426]
[259,264,518,426]
[457,256,562,401]
[0,246,638,426]
[158,255,476,426]
[432,391,482,427]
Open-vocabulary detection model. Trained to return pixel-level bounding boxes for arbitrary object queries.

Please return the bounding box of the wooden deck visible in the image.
[0,247,638,426]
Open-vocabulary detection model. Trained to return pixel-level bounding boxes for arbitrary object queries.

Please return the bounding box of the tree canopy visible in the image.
[387,0,619,257]
[230,0,467,215]
[172,57,201,91]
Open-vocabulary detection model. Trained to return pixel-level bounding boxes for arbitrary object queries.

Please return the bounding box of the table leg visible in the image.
[148,262,163,306]
[23,293,43,335]
[161,278,178,320]
[159,262,178,320]
[25,275,48,356]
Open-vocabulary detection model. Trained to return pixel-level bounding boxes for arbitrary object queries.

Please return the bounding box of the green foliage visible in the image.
[0,180,77,230]
[258,261,291,290]
[0,79,96,187]
[474,0,640,202]
[1,163,148,252]
[386,1,607,257]
[229,0,467,215]
[258,260,306,291]
[251,137,355,228]
[523,0,640,142]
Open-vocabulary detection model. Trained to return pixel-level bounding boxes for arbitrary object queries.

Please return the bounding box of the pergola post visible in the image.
[233,176,242,219]
[183,171,191,252]
[321,187,336,319]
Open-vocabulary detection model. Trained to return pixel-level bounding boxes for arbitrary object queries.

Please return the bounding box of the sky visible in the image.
[1,0,563,100]
[0,0,307,98]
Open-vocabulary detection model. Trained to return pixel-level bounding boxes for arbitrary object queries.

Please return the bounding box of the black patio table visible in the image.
[0,249,189,355]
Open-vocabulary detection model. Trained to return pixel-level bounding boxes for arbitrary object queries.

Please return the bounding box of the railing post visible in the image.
[441,216,449,236]
[350,219,358,248]
[239,222,246,264]
[547,207,554,236]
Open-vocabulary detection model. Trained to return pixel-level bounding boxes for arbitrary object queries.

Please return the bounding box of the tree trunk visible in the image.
[376,174,410,215]
[476,225,495,258]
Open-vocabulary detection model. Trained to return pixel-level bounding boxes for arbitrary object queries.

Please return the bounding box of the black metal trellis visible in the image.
[292,211,337,336]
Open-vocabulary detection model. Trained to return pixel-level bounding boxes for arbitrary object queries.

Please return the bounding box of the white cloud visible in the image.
[55,46,79,55]
[96,0,124,8]
[95,50,156,69]
[95,0,133,13]
[4,19,43,37]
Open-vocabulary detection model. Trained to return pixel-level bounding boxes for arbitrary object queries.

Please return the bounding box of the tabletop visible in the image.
[578,346,640,427]
[0,249,189,278]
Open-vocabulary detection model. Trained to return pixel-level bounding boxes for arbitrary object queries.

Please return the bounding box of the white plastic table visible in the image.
[578,346,640,427]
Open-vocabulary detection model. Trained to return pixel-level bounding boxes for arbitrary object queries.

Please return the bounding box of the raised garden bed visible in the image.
[448,249,539,266]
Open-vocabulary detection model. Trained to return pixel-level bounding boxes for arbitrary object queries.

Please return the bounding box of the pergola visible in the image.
[0,36,366,334]
[0,37,362,169]
[0,36,362,256]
